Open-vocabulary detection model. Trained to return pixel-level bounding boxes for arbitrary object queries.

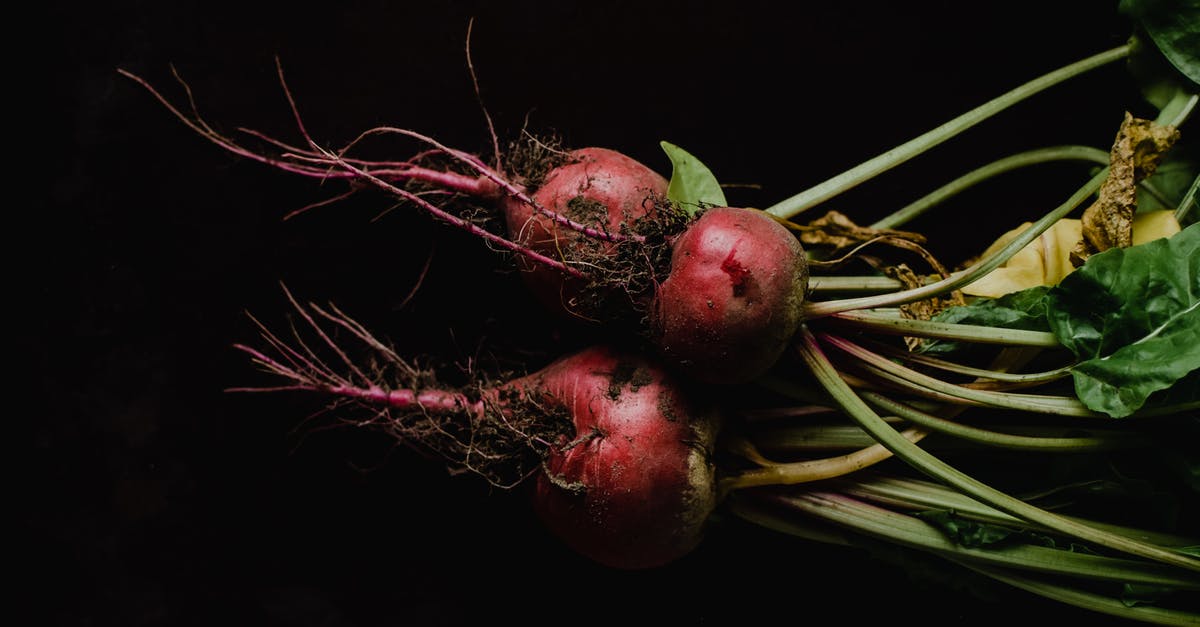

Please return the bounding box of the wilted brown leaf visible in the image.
[1071,112,1180,267]
[882,263,966,351]
[793,210,926,249]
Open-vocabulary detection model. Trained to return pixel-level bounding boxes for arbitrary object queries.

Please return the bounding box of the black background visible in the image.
[37,1,1161,625]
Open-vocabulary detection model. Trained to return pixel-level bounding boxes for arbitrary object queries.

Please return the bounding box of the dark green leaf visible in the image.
[1136,152,1197,215]
[1126,32,1192,110]
[935,286,1052,331]
[921,286,1051,354]
[660,140,727,214]
[1047,223,1200,417]
[1120,0,1200,87]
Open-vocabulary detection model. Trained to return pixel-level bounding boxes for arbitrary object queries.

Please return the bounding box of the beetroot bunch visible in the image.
[492,145,810,383]
[123,65,812,570]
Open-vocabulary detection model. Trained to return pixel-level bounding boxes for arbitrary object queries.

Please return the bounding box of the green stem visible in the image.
[839,474,1200,548]
[863,339,1072,384]
[872,145,1109,230]
[805,169,1107,317]
[808,275,913,293]
[859,392,1138,451]
[1178,172,1199,225]
[751,423,893,452]
[753,421,1143,455]
[805,95,1191,318]
[721,424,925,490]
[834,334,1196,418]
[757,490,1200,588]
[765,45,1130,219]
[1163,91,1198,129]
[824,333,1099,416]
[961,563,1200,626]
[827,310,1061,347]
[727,495,856,547]
[795,325,1200,572]
[1160,91,1198,225]
[732,492,1200,624]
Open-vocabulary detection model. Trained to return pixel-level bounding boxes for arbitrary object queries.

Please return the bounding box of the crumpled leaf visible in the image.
[1071,113,1180,266]
[793,210,925,250]
[885,263,966,350]
[660,140,727,214]
[1050,223,1200,417]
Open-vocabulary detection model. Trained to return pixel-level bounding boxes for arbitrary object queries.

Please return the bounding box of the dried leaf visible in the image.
[794,210,926,249]
[883,263,967,350]
[1071,112,1180,266]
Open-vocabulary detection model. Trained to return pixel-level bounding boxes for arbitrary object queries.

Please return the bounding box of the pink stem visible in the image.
[327,384,483,414]
[229,343,484,416]
[319,151,588,278]
[369,164,497,195]
[339,126,638,243]
[120,65,640,247]
[264,60,624,244]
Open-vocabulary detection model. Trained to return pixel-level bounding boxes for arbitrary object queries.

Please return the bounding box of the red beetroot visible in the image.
[524,345,720,569]
[652,207,809,383]
[234,299,721,569]
[500,147,669,316]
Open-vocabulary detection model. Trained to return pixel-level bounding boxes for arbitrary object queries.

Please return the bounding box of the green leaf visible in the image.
[1120,0,1200,87]
[1126,32,1193,111]
[660,140,727,214]
[927,226,1200,416]
[922,286,1051,354]
[1136,151,1197,215]
[935,286,1052,332]
[1046,223,1200,417]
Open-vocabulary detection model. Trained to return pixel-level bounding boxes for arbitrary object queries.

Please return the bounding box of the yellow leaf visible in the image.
[1132,209,1181,245]
[963,210,1180,298]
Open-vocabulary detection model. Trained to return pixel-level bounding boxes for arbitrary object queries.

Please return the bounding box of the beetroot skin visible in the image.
[501,147,668,315]
[652,207,809,384]
[520,345,721,570]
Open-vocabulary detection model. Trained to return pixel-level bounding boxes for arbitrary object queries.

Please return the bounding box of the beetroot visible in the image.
[499,147,669,316]
[651,207,809,383]
[233,298,722,569]
[525,345,720,569]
